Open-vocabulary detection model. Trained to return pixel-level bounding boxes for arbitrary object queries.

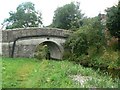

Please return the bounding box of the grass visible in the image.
[2,57,120,88]
[0,57,2,89]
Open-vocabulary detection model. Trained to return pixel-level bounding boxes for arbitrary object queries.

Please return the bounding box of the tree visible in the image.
[64,16,105,60]
[51,2,84,30]
[3,2,42,29]
[106,1,120,50]
[64,30,88,61]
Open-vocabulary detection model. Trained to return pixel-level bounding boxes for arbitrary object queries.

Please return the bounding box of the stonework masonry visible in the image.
[2,27,71,59]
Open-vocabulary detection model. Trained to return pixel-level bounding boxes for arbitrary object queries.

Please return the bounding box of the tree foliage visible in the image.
[64,16,105,60]
[64,16,120,70]
[4,2,42,29]
[52,2,84,30]
[65,31,88,56]
[106,1,120,38]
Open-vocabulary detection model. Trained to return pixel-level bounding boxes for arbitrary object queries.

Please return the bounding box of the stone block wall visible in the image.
[2,27,71,59]
[2,43,10,57]
[2,27,70,42]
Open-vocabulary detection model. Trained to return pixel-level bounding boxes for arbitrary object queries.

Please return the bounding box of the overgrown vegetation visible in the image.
[106,1,120,50]
[0,57,2,89]
[63,13,120,77]
[2,57,119,88]
[34,44,49,60]
[34,44,45,60]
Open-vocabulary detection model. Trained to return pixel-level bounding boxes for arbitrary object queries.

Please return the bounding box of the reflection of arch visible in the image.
[37,41,62,59]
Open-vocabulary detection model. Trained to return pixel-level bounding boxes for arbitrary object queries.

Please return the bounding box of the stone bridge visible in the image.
[2,27,71,59]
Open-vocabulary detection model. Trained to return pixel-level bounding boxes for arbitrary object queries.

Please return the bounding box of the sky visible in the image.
[0,0,118,29]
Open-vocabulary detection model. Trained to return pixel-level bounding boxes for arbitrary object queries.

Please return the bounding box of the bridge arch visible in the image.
[11,35,65,59]
[37,41,63,59]
[2,28,71,59]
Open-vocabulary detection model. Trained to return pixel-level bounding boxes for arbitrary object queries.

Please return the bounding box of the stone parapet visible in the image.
[2,27,71,42]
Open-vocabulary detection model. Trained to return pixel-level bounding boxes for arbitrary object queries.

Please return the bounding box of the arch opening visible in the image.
[35,41,62,60]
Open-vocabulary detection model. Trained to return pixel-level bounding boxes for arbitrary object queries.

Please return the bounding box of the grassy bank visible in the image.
[0,57,2,89]
[2,57,119,88]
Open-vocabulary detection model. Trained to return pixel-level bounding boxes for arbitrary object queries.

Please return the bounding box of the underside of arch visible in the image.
[38,41,62,59]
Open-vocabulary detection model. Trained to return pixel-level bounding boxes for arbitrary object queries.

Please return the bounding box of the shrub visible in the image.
[63,49,71,60]
[34,44,48,60]
[64,15,120,76]
[64,30,88,59]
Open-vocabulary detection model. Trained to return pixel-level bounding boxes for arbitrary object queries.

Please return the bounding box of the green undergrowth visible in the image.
[2,57,120,88]
[0,57,2,89]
